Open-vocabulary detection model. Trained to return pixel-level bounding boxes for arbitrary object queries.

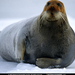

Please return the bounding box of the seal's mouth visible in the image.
[45,11,61,22]
[46,18,58,22]
[45,14,59,22]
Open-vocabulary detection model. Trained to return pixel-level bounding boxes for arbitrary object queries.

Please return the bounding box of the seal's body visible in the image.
[0,17,38,62]
[0,0,75,68]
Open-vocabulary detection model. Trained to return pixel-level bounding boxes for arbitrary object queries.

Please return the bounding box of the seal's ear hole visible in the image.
[57,3,61,7]
[47,2,51,6]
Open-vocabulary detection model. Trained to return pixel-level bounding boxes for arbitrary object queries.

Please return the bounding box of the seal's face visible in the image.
[42,0,66,22]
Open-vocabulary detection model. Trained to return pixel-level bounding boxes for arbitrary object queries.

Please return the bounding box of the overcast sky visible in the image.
[0,0,75,19]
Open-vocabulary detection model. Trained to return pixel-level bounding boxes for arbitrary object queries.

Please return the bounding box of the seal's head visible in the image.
[40,0,66,23]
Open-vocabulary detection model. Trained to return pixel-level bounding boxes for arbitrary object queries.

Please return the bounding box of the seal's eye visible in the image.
[47,2,50,6]
[57,3,61,7]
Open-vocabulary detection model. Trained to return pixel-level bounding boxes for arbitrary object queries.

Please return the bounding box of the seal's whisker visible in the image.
[59,12,67,23]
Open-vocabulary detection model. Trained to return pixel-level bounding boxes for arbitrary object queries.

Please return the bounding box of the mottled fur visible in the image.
[24,0,75,68]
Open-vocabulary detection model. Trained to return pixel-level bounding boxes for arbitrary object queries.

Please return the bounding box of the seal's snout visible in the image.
[50,6,55,11]
[47,4,58,13]
[49,6,56,16]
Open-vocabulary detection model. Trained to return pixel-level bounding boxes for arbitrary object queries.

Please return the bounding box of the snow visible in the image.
[0,55,75,73]
[0,0,75,73]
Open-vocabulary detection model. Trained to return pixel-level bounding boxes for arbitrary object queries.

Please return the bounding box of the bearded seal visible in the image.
[0,0,75,68]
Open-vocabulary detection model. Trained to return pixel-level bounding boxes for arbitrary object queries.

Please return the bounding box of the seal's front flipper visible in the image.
[36,58,62,68]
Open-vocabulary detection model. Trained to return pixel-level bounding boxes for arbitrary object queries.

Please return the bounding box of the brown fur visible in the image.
[43,0,66,15]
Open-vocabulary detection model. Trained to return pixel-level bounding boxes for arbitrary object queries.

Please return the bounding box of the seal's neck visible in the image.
[36,15,69,38]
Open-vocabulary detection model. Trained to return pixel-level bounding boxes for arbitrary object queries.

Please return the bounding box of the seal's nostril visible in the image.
[51,12,53,15]
[50,6,55,10]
